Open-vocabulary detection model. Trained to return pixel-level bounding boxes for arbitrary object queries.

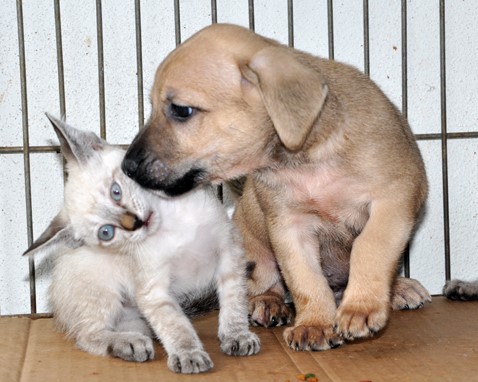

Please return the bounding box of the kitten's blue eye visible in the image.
[110,182,122,202]
[98,224,115,241]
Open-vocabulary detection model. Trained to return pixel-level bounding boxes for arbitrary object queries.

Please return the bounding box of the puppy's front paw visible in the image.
[220,331,261,356]
[249,294,293,327]
[167,349,213,374]
[108,333,154,362]
[391,277,432,310]
[284,325,343,351]
[335,298,389,340]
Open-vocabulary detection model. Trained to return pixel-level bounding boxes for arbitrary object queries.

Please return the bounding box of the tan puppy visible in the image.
[122,24,430,350]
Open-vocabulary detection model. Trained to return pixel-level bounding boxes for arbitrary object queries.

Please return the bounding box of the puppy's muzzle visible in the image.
[122,139,206,196]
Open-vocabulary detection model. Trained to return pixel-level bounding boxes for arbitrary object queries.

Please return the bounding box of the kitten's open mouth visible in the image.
[144,212,153,228]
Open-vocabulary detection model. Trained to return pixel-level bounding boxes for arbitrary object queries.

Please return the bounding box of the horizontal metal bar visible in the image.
[415,131,478,141]
[0,144,130,155]
[1,132,476,156]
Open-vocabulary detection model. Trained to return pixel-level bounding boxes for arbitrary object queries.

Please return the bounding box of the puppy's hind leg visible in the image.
[234,190,293,328]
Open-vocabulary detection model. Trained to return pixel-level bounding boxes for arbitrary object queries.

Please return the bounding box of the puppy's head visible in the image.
[122,23,328,195]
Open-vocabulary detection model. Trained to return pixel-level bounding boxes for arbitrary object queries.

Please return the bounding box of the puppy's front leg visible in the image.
[335,199,415,340]
[269,217,343,351]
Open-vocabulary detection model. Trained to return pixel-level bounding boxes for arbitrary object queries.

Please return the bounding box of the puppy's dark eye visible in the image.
[169,104,194,121]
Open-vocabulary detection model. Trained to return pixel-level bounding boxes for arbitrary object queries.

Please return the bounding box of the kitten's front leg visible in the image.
[216,239,261,356]
[136,287,212,373]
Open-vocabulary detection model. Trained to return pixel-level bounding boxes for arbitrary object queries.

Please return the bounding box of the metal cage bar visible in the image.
[327,0,334,60]
[16,0,37,315]
[248,0,255,31]
[135,0,145,131]
[401,0,410,277]
[439,0,451,281]
[174,0,181,46]
[288,0,294,48]
[54,0,66,117]
[96,0,106,139]
[363,0,370,76]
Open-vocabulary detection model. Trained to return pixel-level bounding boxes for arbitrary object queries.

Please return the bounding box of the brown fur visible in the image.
[122,24,430,351]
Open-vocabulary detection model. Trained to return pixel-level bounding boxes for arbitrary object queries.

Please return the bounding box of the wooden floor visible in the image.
[1,297,477,382]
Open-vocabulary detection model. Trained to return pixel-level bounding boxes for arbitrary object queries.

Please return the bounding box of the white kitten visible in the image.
[24,114,260,374]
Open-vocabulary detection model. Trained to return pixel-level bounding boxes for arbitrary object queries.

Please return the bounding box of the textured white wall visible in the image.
[0,0,477,315]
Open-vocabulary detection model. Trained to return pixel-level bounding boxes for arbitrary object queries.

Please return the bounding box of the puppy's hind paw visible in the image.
[167,349,213,374]
[391,276,432,310]
[220,331,261,356]
[249,293,293,328]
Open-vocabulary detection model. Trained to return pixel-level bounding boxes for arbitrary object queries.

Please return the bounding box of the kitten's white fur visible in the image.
[24,115,260,374]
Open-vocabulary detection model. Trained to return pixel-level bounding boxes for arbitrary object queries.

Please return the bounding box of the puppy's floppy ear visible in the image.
[241,46,328,151]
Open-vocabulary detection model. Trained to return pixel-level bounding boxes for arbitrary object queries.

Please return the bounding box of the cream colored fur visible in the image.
[121,24,431,351]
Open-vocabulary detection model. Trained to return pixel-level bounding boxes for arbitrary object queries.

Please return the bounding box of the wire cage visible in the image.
[1,0,477,317]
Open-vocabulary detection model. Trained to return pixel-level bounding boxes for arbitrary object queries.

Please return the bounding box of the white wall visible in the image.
[1,0,477,315]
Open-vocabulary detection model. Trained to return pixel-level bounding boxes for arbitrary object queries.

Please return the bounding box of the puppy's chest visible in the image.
[266,165,370,225]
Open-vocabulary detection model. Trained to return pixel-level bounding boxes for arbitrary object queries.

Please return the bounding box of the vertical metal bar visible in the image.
[327,0,334,60]
[135,0,144,131]
[401,0,410,278]
[16,0,37,315]
[174,0,181,46]
[248,0,255,31]
[288,0,294,48]
[211,0,217,24]
[363,0,370,76]
[96,0,106,139]
[211,0,220,200]
[53,0,66,117]
[440,0,451,281]
[401,1,408,119]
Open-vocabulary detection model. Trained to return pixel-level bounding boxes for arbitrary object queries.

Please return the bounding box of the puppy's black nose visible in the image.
[122,157,139,178]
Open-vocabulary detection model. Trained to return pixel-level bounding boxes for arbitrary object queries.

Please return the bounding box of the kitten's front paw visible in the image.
[220,331,261,356]
[167,349,213,374]
[108,333,154,362]
[444,279,478,301]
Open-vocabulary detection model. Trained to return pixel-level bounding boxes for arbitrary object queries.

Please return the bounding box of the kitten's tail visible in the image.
[179,289,219,318]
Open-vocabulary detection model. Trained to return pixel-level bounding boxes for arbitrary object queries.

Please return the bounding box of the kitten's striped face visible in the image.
[23,115,163,258]
[65,146,162,252]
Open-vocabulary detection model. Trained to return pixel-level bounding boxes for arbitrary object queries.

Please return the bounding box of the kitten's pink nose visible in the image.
[120,212,144,231]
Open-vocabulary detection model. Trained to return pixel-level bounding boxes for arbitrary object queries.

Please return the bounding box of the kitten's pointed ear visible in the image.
[22,211,84,258]
[45,113,106,164]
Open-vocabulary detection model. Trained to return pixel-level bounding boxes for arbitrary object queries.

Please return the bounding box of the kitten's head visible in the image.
[23,114,161,258]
